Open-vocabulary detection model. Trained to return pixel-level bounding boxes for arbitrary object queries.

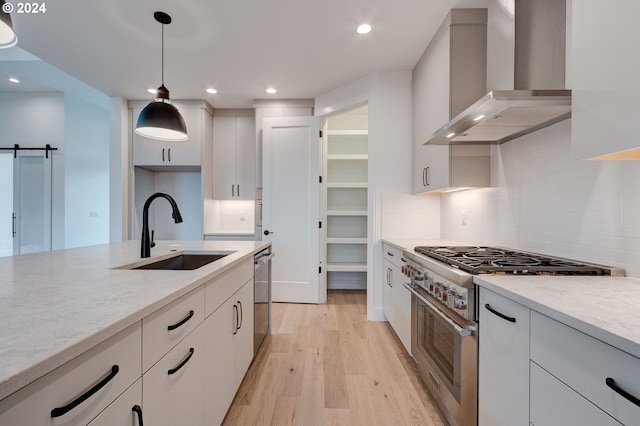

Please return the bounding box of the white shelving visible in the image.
[322,106,368,290]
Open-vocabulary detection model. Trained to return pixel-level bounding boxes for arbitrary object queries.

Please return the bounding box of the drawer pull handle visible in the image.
[50,365,119,418]
[167,310,195,331]
[237,301,243,330]
[606,377,640,407]
[484,304,516,323]
[387,251,394,256]
[132,404,144,426]
[233,304,239,335]
[168,347,195,375]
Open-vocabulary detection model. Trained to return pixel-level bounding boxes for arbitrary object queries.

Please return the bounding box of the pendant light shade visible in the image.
[135,11,188,141]
[0,0,18,48]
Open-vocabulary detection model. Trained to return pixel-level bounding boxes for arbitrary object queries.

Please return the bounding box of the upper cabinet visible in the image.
[212,113,255,200]
[132,101,213,168]
[412,9,490,194]
[571,1,640,160]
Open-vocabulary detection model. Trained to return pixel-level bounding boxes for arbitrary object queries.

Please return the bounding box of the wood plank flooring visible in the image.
[223,290,447,425]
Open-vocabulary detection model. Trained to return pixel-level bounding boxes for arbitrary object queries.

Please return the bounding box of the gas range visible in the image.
[401,246,623,324]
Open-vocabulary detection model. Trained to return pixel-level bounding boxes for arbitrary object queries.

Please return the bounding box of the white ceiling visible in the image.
[8,0,486,108]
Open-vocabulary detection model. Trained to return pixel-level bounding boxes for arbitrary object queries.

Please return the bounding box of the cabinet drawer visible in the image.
[143,325,205,426]
[88,379,142,426]
[530,362,620,426]
[143,286,205,372]
[205,258,253,316]
[382,243,404,267]
[531,312,640,425]
[0,322,141,426]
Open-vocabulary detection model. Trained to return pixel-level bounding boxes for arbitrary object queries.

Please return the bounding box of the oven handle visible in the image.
[404,284,475,337]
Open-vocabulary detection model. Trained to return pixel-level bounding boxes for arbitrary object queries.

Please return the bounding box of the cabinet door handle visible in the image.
[167,310,194,331]
[237,300,243,330]
[167,148,171,162]
[132,405,144,426]
[50,365,119,418]
[167,347,195,375]
[232,185,235,197]
[606,377,640,407]
[12,212,16,238]
[162,148,165,162]
[426,167,430,186]
[233,304,239,335]
[484,303,516,323]
[387,268,392,287]
[237,184,240,197]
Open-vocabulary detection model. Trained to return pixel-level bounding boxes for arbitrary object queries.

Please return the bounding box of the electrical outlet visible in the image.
[90,211,98,218]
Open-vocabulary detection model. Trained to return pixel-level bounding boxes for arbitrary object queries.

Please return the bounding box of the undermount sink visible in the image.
[132,253,229,270]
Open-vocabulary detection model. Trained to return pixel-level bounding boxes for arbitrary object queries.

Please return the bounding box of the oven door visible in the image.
[407,284,477,426]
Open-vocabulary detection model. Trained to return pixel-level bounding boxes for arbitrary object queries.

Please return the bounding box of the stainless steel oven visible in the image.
[407,284,477,426]
[254,247,274,355]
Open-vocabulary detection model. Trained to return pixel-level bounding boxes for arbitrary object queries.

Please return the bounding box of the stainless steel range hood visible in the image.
[425,0,570,145]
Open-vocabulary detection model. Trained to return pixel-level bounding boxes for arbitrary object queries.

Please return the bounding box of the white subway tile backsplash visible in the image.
[441,119,640,277]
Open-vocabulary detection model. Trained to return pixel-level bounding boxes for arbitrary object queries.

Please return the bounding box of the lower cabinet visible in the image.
[143,325,206,426]
[478,288,530,426]
[0,323,142,426]
[204,278,254,425]
[382,244,411,354]
[88,379,143,426]
[530,362,621,426]
[478,286,640,426]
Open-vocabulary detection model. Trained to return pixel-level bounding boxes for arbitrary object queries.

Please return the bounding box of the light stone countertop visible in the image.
[0,239,269,401]
[474,275,640,359]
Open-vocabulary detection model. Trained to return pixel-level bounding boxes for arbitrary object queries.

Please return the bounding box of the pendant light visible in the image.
[135,11,188,141]
[0,0,18,48]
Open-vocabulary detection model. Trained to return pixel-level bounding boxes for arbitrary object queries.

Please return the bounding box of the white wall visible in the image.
[440,119,640,278]
[64,95,110,248]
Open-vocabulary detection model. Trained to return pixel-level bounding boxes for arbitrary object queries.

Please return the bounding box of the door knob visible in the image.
[264,230,274,236]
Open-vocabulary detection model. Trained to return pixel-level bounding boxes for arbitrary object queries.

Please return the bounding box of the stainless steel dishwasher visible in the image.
[254,248,274,354]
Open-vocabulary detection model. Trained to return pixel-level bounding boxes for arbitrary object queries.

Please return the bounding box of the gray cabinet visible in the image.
[571,1,640,160]
[212,114,255,200]
[412,8,490,194]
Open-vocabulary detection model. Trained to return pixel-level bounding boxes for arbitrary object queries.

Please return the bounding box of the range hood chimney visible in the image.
[425,0,570,145]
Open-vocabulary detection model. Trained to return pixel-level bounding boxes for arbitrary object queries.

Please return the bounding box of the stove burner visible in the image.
[491,257,542,268]
[413,246,611,276]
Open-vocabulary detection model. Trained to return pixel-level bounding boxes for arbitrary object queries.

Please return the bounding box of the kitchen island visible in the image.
[0,239,269,424]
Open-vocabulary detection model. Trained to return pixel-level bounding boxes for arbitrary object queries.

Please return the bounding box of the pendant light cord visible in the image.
[161,24,164,86]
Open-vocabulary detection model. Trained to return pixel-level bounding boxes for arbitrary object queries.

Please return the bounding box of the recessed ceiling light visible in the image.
[473,115,485,121]
[147,88,157,94]
[206,88,217,94]
[266,88,277,94]
[357,23,372,35]
[446,132,456,138]
[9,77,19,83]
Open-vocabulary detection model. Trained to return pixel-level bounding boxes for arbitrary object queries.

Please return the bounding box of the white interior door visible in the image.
[262,116,323,303]
[0,153,13,257]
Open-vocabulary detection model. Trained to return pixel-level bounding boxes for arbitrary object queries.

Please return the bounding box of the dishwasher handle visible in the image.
[255,252,275,266]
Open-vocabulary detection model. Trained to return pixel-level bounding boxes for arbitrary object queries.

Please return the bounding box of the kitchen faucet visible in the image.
[141,192,183,258]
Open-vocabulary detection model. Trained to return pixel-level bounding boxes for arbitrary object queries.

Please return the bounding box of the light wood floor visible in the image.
[223,290,447,426]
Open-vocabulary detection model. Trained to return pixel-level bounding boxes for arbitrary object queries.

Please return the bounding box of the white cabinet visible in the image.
[530,363,621,426]
[133,105,209,167]
[382,243,411,354]
[478,287,530,426]
[322,106,368,290]
[88,379,143,426]
[142,286,205,372]
[204,278,254,426]
[142,325,206,426]
[412,8,490,194]
[0,323,142,426]
[571,1,640,160]
[530,311,640,425]
[212,114,255,199]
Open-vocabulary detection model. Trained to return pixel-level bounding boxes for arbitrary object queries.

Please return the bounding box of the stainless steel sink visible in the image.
[132,253,229,270]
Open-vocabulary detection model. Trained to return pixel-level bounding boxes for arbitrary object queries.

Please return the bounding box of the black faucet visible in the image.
[141,192,183,258]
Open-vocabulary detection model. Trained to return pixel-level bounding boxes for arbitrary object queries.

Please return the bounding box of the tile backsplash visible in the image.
[441,119,640,278]
[381,193,440,240]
